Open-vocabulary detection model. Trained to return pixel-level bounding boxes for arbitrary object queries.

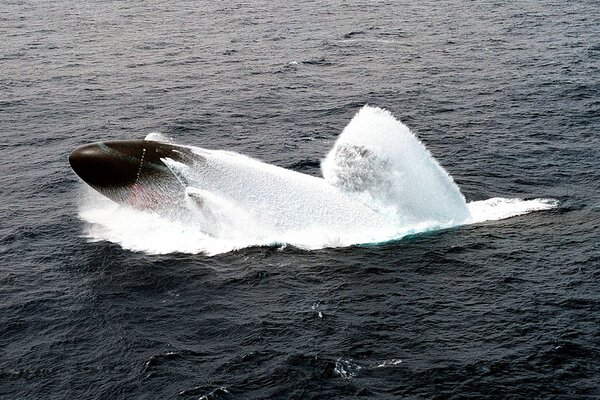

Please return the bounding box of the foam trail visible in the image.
[77,106,558,255]
[467,197,558,223]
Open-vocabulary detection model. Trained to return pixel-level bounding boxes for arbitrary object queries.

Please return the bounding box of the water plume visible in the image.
[78,106,557,255]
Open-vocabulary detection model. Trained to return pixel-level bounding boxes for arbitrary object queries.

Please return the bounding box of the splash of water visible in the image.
[78,106,557,255]
[322,106,471,225]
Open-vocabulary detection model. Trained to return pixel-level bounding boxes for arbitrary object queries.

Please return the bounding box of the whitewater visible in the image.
[78,106,557,255]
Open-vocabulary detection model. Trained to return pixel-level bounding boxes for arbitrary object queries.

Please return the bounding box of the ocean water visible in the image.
[1,0,599,399]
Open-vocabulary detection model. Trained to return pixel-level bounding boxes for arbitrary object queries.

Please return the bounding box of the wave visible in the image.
[78,106,557,255]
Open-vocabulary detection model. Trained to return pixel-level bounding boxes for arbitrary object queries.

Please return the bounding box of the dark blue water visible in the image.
[1,0,599,398]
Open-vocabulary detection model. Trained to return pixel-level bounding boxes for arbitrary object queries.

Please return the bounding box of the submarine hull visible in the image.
[69,139,196,208]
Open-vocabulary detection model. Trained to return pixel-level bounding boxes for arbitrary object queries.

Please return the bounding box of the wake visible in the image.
[78,106,557,255]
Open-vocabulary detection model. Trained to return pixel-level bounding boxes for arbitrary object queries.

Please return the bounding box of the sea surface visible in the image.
[1,0,599,398]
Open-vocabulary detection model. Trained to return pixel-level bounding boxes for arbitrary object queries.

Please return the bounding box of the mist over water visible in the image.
[79,106,556,255]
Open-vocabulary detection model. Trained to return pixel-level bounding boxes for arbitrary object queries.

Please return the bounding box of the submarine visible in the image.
[69,139,200,209]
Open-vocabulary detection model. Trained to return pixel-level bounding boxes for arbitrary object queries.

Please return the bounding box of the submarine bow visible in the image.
[69,139,196,207]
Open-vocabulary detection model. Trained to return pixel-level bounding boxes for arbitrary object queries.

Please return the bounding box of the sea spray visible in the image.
[161,147,398,243]
[78,107,557,255]
[322,106,471,225]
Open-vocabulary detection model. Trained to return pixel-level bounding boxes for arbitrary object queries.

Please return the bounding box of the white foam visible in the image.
[375,359,403,368]
[334,357,362,379]
[77,106,558,255]
[467,197,558,223]
[145,132,172,143]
